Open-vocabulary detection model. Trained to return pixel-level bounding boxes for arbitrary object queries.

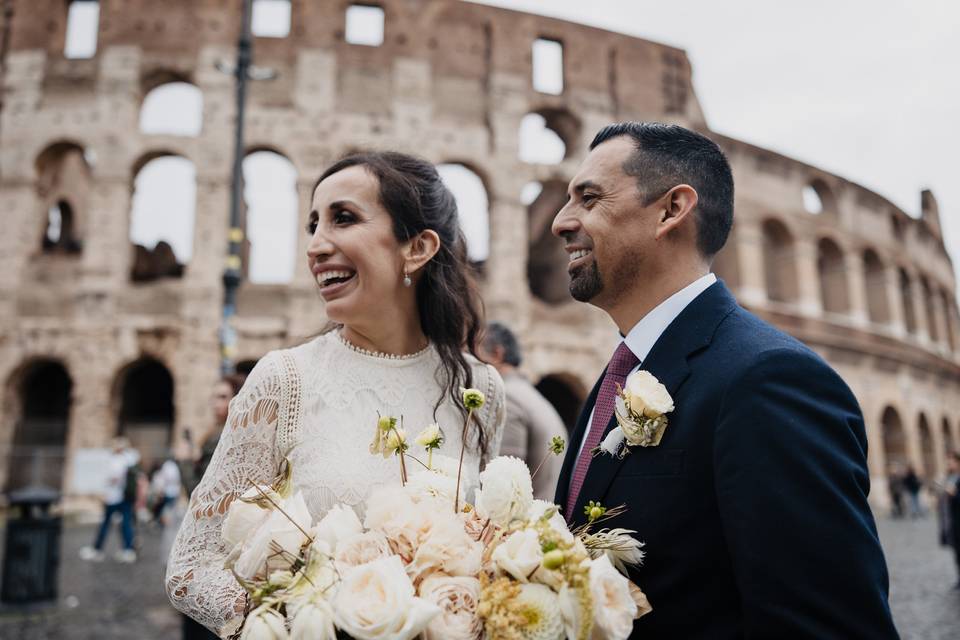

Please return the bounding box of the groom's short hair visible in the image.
[590,122,734,258]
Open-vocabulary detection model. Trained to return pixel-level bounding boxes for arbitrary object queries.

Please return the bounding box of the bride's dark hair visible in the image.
[315,151,489,458]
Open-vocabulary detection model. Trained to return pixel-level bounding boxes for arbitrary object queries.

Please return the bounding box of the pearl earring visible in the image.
[403,271,412,287]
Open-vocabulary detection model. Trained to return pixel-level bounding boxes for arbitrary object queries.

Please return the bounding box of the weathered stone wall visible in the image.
[0,0,956,510]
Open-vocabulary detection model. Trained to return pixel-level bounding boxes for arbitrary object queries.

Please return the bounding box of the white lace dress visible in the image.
[165,332,505,637]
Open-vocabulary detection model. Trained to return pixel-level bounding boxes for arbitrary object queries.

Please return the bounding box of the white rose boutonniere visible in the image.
[596,370,674,458]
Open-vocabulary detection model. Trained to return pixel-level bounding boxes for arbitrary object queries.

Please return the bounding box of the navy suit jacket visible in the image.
[555,281,898,639]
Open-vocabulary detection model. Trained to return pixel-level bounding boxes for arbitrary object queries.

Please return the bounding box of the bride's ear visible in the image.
[402,229,441,276]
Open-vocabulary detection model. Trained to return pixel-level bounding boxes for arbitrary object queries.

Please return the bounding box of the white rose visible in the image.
[285,539,338,618]
[232,491,311,580]
[223,486,271,548]
[491,528,543,582]
[333,555,441,640]
[419,575,483,640]
[589,555,638,640]
[475,456,534,528]
[528,499,574,545]
[240,606,288,640]
[407,512,482,585]
[623,370,674,418]
[289,600,336,640]
[334,530,391,570]
[364,486,434,561]
[311,504,363,554]
[406,467,460,504]
[558,584,589,640]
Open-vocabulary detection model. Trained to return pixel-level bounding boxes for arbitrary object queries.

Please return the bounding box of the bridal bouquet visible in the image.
[221,389,651,640]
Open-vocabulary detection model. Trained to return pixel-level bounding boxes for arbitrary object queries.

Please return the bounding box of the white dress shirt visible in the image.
[576,273,717,459]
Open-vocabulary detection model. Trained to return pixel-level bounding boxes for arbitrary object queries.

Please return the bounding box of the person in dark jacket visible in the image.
[903,465,923,518]
[946,451,960,589]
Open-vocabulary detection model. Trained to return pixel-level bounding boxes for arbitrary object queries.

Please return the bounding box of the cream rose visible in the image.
[364,486,435,561]
[333,555,441,640]
[475,456,534,528]
[589,555,638,640]
[528,499,574,545]
[311,504,363,554]
[239,606,288,640]
[222,486,271,548]
[623,370,674,418]
[407,512,482,584]
[334,530,391,570]
[231,491,311,580]
[289,599,336,640]
[419,575,483,640]
[491,528,543,582]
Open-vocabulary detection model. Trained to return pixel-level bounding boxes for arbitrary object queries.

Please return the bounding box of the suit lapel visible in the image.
[570,281,738,522]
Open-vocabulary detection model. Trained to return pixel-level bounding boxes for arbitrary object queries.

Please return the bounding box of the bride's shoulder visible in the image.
[464,352,505,400]
[240,335,332,390]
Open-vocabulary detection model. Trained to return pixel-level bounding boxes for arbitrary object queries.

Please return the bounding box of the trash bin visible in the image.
[1,485,61,604]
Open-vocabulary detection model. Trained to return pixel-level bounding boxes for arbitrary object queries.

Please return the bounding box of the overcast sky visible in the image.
[469,0,960,294]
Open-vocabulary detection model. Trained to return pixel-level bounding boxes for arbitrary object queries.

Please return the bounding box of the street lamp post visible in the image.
[218,0,275,375]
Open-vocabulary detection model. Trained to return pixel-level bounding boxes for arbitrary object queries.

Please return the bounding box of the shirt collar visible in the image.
[622,273,717,363]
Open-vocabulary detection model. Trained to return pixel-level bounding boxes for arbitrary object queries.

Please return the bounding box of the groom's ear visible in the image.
[655,184,699,241]
[402,229,441,275]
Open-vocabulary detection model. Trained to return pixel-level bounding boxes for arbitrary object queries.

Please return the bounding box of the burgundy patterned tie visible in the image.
[565,341,640,521]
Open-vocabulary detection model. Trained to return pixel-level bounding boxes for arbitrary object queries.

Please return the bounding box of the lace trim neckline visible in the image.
[333,331,433,361]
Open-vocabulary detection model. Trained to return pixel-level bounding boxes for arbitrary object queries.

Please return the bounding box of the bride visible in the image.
[166,151,506,636]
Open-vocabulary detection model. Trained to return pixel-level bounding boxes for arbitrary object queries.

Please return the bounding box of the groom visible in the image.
[552,122,898,638]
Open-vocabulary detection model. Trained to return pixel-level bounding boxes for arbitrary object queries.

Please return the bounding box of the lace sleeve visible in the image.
[478,363,506,467]
[165,351,292,638]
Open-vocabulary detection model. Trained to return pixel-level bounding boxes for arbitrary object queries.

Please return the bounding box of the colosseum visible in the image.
[1,0,957,511]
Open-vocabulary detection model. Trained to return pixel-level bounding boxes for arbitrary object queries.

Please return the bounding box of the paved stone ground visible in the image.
[0,512,957,639]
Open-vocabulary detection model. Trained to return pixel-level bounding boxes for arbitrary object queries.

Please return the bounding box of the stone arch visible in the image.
[817,237,848,315]
[526,179,570,305]
[761,218,798,304]
[881,406,907,469]
[918,412,936,480]
[243,149,299,283]
[535,373,586,433]
[802,178,838,215]
[113,357,174,468]
[34,141,91,256]
[862,248,889,324]
[129,152,196,282]
[518,108,581,164]
[437,162,491,264]
[139,81,203,137]
[3,359,72,491]
[898,268,917,334]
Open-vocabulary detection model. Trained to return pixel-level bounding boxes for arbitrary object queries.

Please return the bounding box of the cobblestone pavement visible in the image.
[0,512,957,639]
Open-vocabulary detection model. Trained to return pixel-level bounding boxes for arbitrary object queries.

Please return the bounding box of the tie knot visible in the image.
[608,341,639,377]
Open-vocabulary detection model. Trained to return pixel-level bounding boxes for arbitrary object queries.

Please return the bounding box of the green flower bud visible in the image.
[584,500,607,523]
[542,549,565,570]
[378,416,396,432]
[460,387,486,410]
[549,436,566,455]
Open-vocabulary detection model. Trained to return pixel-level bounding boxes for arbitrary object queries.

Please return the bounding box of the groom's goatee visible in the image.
[570,263,603,301]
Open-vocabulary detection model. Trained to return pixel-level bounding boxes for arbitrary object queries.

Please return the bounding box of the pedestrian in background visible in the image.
[478,322,567,500]
[945,451,960,589]
[888,464,905,518]
[903,465,923,518]
[150,455,182,526]
[79,437,138,563]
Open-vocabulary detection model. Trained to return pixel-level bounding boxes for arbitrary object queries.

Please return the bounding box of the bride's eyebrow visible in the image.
[328,198,363,212]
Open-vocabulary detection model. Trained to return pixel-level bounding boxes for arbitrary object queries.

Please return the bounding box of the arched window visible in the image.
[918,413,936,480]
[6,360,72,491]
[526,180,571,304]
[116,358,174,468]
[532,38,564,95]
[140,82,204,137]
[862,249,889,324]
[761,219,798,304]
[899,268,917,334]
[711,227,740,291]
[345,4,385,47]
[518,109,580,165]
[243,151,298,283]
[437,163,490,264]
[129,155,196,282]
[817,237,848,315]
[35,142,91,256]
[802,179,837,216]
[41,201,82,254]
[881,406,907,468]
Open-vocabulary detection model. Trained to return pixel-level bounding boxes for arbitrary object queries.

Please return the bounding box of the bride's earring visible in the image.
[403,270,412,287]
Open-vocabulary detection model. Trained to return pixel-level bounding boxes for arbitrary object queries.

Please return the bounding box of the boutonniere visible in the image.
[593,370,675,459]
